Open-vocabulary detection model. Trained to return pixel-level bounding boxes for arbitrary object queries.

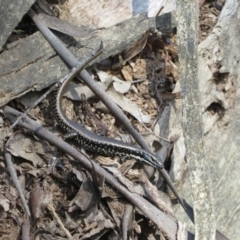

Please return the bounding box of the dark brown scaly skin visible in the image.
[53,43,184,209]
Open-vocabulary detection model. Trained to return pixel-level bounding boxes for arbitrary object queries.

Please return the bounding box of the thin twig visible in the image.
[48,203,73,240]
[4,134,31,217]
[22,218,31,240]
[122,204,133,240]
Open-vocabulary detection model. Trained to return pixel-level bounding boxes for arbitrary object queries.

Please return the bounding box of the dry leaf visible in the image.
[80,212,114,240]
[96,68,131,93]
[8,132,52,167]
[107,88,151,123]
[30,182,51,222]
[0,194,10,211]
[69,178,98,212]
[72,168,85,182]
[112,30,150,69]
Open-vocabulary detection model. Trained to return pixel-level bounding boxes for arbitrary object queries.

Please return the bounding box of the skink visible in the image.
[53,43,184,209]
